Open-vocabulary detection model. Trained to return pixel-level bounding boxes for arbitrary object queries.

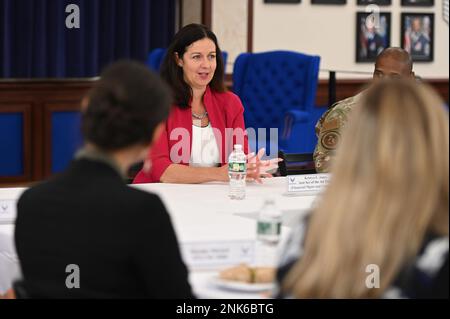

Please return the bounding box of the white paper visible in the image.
[0,200,17,224]
[286,174,330,194]
[181,240,255,270]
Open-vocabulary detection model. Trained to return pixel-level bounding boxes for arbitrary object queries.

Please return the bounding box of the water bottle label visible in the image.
[257,220,281,236]
[228,162,246,173]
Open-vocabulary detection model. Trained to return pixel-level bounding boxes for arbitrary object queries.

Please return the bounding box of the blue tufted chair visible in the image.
[222,51,228,72]
[146,48,166,71]
[146,48,228,72]
[233,50,326,155]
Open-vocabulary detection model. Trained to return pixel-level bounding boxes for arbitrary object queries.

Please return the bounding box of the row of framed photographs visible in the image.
[264,0,435,5]
[357,12,434,62]
[314,0,434,5]
[355,0,434,6]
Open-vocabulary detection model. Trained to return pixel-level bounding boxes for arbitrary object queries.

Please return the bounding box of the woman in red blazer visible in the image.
[134,24,275,184]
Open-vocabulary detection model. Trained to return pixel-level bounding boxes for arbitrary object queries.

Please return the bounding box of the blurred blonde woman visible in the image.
[277,79,449,298]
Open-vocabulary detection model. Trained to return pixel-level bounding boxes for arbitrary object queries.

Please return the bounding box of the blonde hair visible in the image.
[282,80,449,298]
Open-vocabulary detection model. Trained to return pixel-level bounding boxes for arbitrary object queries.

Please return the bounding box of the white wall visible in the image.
[212,0,248,74]
[252,0,448,79]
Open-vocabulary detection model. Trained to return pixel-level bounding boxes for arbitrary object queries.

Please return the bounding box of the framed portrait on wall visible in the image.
[356,12,391,62]
[401,0,434,6]
[401,13,434,62]
[357,0,391,5]
[311,0,346,4]
[444,0,449,25]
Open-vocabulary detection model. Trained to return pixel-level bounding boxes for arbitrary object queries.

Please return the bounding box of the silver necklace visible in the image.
[192,111,208,120]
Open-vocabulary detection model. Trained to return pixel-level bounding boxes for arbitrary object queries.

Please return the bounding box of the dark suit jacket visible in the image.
[14,159,194,298]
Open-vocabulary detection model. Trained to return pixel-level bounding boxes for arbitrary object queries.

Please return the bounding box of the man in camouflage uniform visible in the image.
[314,48,415,173]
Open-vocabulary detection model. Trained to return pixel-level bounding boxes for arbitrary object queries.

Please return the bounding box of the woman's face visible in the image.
[177,37,217,91]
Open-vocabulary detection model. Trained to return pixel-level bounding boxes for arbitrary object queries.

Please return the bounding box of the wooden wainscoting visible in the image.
[1,77,448,186]
[0,103,32,183]
[0,79,95,185]
[226,75,448,107]
[315,78,449,107]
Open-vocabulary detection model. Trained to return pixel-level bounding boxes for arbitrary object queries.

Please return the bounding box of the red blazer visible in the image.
[133,86,249,183]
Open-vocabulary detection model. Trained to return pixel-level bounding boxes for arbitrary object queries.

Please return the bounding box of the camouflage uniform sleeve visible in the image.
[313,105,348,173]
[315,108,331,138]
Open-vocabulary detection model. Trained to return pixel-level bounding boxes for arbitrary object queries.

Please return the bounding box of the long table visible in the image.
[0,177,317,298]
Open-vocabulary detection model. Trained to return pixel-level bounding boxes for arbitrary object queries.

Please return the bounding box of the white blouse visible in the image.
[189,123,221,167]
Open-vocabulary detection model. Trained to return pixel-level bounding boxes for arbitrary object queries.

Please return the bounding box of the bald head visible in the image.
[377,48,413,71]
[373,47,414,80]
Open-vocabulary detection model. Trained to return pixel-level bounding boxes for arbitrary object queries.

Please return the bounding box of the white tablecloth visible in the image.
[0,177,317,297]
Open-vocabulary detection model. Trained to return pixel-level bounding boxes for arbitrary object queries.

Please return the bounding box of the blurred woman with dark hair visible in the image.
[14,61,194,298]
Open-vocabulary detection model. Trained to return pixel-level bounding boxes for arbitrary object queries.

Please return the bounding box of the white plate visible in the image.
[210,276,275,292]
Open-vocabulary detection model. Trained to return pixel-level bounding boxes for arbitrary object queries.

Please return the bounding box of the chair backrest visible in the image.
[127,161,144,184]
[146,48,166,71]
[222,51,228,71]
[146,49,228,72]
[232,50,320,132]
[278,150,316,176]
[13,279,29,299]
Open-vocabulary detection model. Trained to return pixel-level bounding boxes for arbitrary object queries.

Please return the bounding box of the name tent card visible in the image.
[286,174,330,195]
[0,200,17,224]
[181,240,255,269]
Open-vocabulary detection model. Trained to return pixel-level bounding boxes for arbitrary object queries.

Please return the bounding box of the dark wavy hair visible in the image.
[160,23,225,108]
[82,60,171,151]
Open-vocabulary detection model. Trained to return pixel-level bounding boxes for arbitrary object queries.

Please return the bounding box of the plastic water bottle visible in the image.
[228,144,247,200]
[257,196,282,244]
[255,196,282,266]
